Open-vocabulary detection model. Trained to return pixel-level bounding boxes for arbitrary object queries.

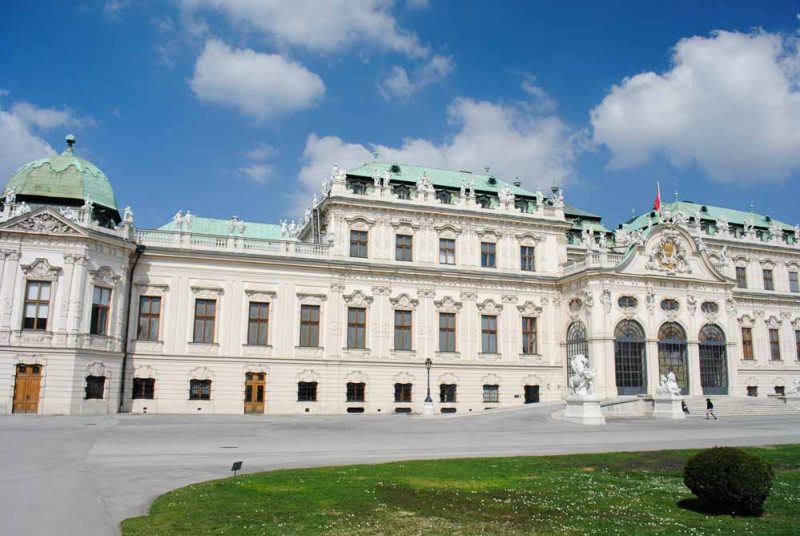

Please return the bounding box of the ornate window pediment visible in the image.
[343,289,373,307]
[517,300,542,316]
[86,361,108,377]
[475,228,500,241]
[515,232,542,246]
[21,258,62,281]
[297,292,327,305]
[297,369,320,382]
[393,371,415,383]
[434,223,461,237]
[434,296,462,313]
[344,215,375,230]
[135,282,169,296]
[767,315,782,329]
[390,293,418,310]
[346,370,368,383]
[91,266,121,288]
[477,298,503,314]
[438,372,458,383]
[190,366,214,380]
[191,286,223,299]
[245,289,277,302]
[134,365,158,379]
[646,233,692,275]
[759,258,775,269]
[390,218,419,231]
[482,373,501,385]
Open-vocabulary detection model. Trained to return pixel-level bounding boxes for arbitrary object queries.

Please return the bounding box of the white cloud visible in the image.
[0,89,9,97]
[296,97,579,212]
[591,30,800,184]
[242,143,276,161]
[379,54,454,101]
[239,163,274,184]
[190,39,325,121]
[102,0,130,19]
[180,0,427,58]
[10,102,95,129]
[0,108,55,182]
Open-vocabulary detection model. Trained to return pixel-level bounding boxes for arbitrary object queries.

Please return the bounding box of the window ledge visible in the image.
[342,348,371,358]
[435,351,461,359]
[187,342,219,355]
[479,352,501,359]
[390,349,417,359]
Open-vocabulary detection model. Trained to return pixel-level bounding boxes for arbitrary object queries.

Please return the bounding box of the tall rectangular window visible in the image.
[85,376,105,399]
[189,379,211,400]
[520,246,535,271]
[395,234,413,262]
[23,280,50,330]
[439,383,457,403]
[90,287,112,336]
[741,327,753,360]
[735,266,747,289]
[394,383,412,402]
[439,238,456,265]
[132,378,155,400]
[347,307,367,349]
[298,381,318,401]
[790,271,799,293]
[795,329,800,361]
[763,269,774,291]
[299,305,320,347]
[483,384,499,403]
[394,310,412,351]
[522,317,537,354]
[439,312,456,352]
[137,296,161,341]
[482,315,498,353]
[346,382,365,402]
[193,299,216,343]
[769,328,781,360]
[481,242,496,268]
[247,302,270,346]
[350,230,368,258]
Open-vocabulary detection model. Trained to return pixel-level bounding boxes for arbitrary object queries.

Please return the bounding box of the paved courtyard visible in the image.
[2,405,799,536]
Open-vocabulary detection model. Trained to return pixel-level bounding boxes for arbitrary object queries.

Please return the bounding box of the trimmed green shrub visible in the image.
[683,447,774,516]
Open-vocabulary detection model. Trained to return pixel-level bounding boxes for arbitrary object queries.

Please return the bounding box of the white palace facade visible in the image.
[1,136,799,415]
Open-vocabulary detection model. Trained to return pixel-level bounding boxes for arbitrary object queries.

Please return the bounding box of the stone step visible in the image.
[681,396,800,416]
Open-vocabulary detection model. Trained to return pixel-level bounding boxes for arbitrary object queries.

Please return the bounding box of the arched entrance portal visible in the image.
[614,320,647,395]
[657,322,689,395]
[699,324,728,395]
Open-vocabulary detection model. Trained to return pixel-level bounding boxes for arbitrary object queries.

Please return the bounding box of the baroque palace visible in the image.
[1,136,799,415]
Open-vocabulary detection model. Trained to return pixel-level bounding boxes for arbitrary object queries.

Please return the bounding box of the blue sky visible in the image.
[1,1,799,229]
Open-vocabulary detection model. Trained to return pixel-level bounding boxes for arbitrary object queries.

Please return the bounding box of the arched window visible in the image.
[614,320,647,395]
[657,322,688,395]
[699,324,728,395]
[566,321,589,378]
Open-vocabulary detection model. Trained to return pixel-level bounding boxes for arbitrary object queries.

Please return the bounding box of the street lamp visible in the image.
[423,358,434,416]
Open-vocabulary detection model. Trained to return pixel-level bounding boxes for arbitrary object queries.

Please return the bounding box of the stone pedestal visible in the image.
[422,399,434,416]
[652,396,686,419]
[563,396,605,426]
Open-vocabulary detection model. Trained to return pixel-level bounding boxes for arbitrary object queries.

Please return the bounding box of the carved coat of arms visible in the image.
[646,234,691,275]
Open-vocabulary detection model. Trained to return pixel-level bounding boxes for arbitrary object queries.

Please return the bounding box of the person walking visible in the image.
[681,400,690,415]
[706,398,717,420]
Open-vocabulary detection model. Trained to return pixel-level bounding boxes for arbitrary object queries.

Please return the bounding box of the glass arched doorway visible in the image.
[699,324,728,395]
[614,320,647,395]
[657,322,689,395]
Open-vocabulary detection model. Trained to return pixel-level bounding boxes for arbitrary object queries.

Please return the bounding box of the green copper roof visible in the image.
[159,215,285,240]
[5,136,118,214]
[348,162,539,197]
[622,200,795,232]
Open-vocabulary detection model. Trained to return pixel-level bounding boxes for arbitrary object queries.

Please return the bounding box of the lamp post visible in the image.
[423,358,434,416]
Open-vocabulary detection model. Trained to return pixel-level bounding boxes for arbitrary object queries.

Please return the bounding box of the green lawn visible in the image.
[122,445,800,535]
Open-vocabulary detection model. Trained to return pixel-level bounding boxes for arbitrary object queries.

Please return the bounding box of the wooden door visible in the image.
[244,372,266,414]
[13,364,42,414]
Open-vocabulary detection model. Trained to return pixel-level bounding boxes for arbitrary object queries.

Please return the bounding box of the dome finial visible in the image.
[64,134,76,154]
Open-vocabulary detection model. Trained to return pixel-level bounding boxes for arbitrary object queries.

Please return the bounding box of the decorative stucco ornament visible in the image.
[646,234,692,275]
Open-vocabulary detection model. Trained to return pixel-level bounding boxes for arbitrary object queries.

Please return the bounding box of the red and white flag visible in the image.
[653,181,662,212]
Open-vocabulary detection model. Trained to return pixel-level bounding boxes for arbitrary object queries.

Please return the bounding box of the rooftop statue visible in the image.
[173,210,183,231]
[123,206,134,224]
[3,186,16,205]
[498,185,515,204]
[184,210,193,231]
